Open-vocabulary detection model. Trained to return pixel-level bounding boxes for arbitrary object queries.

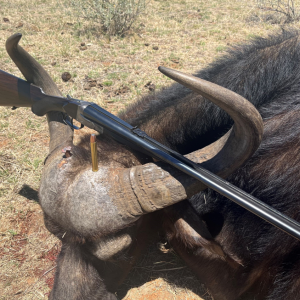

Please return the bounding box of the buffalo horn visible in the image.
[104,67,263,219]
[5,33,73,153]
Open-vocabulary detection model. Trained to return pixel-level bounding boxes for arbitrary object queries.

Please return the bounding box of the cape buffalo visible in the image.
[4,29,300,299]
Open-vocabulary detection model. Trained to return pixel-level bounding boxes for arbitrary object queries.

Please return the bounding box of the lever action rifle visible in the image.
[1,67,300,240]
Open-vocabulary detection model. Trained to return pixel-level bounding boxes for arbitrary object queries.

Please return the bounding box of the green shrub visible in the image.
[68,0,146,36]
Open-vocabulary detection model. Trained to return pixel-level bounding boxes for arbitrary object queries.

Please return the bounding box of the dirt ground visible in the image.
[1,0,300,299]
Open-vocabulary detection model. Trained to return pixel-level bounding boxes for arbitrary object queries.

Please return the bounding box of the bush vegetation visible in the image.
[256,0,299,22]
[68,0,146,36]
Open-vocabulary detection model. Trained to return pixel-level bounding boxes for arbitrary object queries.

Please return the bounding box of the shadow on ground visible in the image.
[117,242,212,300]
[18,184,39,202]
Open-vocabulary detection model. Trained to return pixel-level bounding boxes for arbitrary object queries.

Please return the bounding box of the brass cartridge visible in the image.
[90,134,98,172]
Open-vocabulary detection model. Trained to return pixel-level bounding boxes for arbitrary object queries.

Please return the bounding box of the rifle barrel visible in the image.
[80,103,300,240]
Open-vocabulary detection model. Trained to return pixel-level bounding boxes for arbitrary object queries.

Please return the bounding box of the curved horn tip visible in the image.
[158,66,191,85]
[158,65,165,72]
[6,33,22,50]
[158,66,176,77]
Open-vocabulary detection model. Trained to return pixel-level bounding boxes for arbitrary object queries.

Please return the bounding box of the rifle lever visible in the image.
[63,115,84,130]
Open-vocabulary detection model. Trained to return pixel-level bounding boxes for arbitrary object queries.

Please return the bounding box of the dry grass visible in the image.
[0,0,300,299]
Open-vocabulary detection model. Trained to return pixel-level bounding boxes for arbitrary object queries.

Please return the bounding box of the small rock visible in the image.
[61,72,71,82]
[51,62,56,66]
[88,80,97,87]
[14,291,23,295]
[144,81,155,92]
[152,46,159,50]
[170,59,180,64]
[16,22,23,28]
[83,78,97,90]
[148,84,155,91]
[144,43,150,46]
[80,45,87,51]
[114,85,130,95]
[84,83,91,90]
[3,17,9,22]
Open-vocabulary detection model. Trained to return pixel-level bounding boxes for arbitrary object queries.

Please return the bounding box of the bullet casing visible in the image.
[90,134,98,172]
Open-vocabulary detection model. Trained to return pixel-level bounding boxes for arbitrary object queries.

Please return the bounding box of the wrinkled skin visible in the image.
[5,30,300,300]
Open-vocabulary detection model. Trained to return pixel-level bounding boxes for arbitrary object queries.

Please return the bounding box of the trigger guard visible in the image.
[63,115,84,130]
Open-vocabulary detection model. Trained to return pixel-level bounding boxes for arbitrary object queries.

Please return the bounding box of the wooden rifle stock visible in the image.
[0,68,70,116]
[0,69,37,108]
